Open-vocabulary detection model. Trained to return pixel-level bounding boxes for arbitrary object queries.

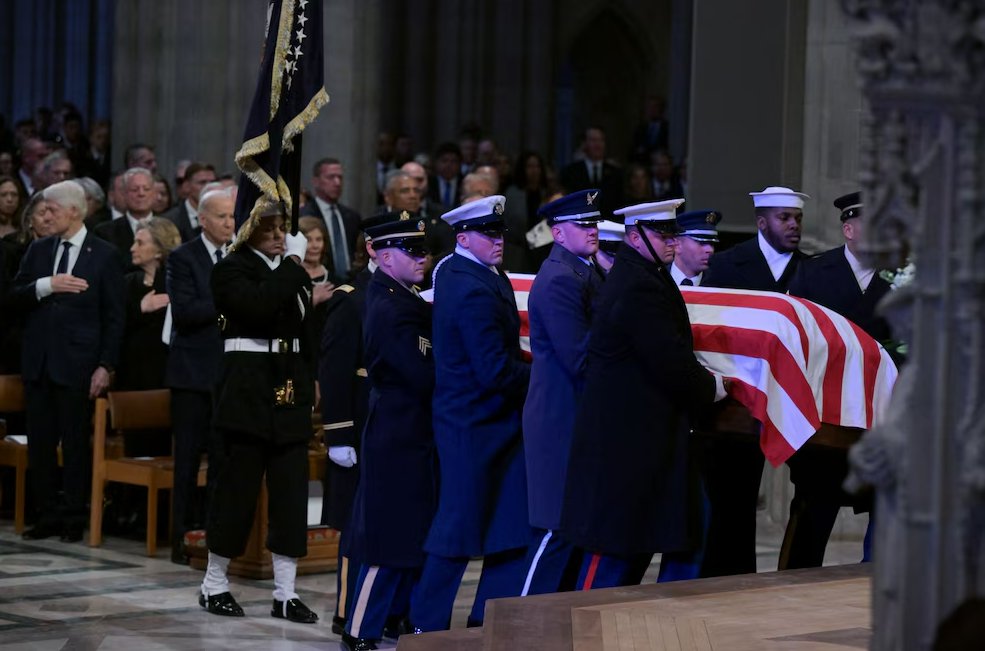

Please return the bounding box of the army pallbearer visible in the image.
[560,199,728,589]
[519,189,603,596]
[669,209,723,286]
[784,191,891,568]
[340,211,436,651]
[410,195,531,631]
[198,208,318,624]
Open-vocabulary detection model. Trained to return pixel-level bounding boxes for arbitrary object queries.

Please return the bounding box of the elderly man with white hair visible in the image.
[95,166,156,267]
[11,179,125,542]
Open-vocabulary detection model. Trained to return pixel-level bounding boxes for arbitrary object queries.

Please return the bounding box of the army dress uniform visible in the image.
[341,213,436,647]
[410,195,532,632]
[560,200,721,589]
[200,238,318,623]
[520,190,603,596]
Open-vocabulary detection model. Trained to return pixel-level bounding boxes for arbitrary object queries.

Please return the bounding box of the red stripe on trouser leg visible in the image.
[582,553,601,591]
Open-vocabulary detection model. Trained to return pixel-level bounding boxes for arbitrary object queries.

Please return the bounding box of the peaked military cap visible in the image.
[677,209,723,243]
[537,189,603,225]
[834,191,863,221]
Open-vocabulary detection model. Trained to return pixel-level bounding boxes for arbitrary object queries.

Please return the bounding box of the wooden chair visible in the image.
[0,375,27,533]
[89,389,205,556]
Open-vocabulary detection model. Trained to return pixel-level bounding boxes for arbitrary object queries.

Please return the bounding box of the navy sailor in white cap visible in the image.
[560,199,728,589]
[700,185,809,578]
[409,195,531,631]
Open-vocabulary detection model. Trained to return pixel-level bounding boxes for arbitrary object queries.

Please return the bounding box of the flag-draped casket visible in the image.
[505,273,897,466]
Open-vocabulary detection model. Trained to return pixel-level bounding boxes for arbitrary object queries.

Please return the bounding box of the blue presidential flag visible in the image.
[232,0,329,248]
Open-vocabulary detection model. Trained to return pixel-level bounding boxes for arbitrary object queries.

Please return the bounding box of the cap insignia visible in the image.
[494,202,505,216]
[587,191,598,206]
[400,211,410,221]
[417,220,425,231]
[706,212,717,224]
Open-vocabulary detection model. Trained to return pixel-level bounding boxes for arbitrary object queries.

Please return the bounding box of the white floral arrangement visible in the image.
[879,260,915,290]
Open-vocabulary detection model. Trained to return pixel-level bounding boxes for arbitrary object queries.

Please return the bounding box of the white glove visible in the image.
[712,373,729,402]
[284,231,308,261]
[328,445,358,468]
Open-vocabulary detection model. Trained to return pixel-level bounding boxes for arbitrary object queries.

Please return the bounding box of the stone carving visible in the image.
[841,0,985,648]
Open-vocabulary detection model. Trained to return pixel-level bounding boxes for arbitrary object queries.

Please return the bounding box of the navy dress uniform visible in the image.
[669,209,722,286]
[699,186,810,578]
[783,191,891,569]
[410,195,532,631]
[198,214,318,624]
[520,190,604,596]
[560,200,722,589]
[341,212,437,648]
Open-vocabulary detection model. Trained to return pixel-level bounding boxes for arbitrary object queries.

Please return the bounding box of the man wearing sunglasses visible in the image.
[340,210,436,651]
[410,195,531,632]
[560,199,727,589]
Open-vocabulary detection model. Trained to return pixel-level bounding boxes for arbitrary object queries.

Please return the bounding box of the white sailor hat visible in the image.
[441,194,507,233]
[596,220,625,253]
[613,198,685,232]
[749,186,809,209]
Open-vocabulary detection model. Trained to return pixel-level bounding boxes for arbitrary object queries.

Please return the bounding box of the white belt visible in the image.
[224,338,301,353]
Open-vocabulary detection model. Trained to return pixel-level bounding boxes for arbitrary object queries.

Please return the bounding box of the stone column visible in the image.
[842,3,985,649]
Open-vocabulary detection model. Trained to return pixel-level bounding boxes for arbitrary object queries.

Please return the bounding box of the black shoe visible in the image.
[60,523,84,543]
[383,615,411,640]
[22,523,61,540]
[340,632,378,650]
[271,598,318,624]
[199,591,245,617]
[332,615,347,635]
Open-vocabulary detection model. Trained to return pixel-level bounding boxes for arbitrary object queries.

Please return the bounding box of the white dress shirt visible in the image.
[670,260,702,286]
[201,233,227,264]
[35,226,88,299]
[843,245,875,292]
[455,244,497,273]
[757,231,794,281]
[184,199,200,231]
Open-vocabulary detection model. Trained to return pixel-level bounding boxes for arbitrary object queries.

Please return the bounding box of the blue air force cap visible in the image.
[834,191,862,222]
[677,209,723,243]
[362,210,428,255]
[441,194,507,233]
[537,189,603,225]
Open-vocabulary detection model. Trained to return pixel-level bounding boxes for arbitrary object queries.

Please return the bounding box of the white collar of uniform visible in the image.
[249,245,281,269]
[367,259,379,273]
[111,206,124,220]
[757,230,793,281]
[62,224,88,248]
[455,244,497,273]
[843,244,874,291]
[670,259,701,286]
[200,233,226,260]
[127,212,152,233]
[184,198,199,221]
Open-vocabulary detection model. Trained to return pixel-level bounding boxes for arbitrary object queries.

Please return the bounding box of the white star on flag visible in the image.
[293,44,304,59]
[299,0,308,8]
[296,29,306,43]
[298,13,308,27]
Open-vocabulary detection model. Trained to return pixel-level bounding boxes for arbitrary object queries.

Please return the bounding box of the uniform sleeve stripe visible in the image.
[323,421,355,431]
[356,368,368,377]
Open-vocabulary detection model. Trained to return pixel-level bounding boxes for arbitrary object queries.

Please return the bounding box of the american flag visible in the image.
[506,274,898,466]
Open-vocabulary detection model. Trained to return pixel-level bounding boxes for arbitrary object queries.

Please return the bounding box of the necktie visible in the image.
[594,163,602,185]
[329,204,349,278]
[681,278,694,286]
[214,249,223,263]
[56,241,72,275]
[442,180,452,207]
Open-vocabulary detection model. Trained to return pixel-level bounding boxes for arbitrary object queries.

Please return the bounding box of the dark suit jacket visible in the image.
[12,231,125,388]
[163,202,198,243]
[523,243,602,531]
[164,237,222,391]
[427,253,530,557]
[84,205,112,230]
[559,160,623,219]
[300,200,362,280]
[94,215,136,269]
[561,243,715,555]
[788,245,892,342]
[117,270,168,390]
[427,175,462,208]
[702,236,807,293]
[345,270,436,568]
[211,249,314,442]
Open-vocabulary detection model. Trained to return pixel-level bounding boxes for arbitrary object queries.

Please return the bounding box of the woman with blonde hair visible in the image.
[117,216,182,390]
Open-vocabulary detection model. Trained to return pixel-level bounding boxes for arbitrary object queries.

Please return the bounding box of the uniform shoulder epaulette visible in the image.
[336,284,355,294]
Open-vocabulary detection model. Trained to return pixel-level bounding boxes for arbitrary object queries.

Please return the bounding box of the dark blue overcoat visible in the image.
[522,243,601,531]
[426,252,531,557]
[344,270,436,567]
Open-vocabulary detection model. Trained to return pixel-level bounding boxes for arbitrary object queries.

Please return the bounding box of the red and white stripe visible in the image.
[505,275,897,467]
